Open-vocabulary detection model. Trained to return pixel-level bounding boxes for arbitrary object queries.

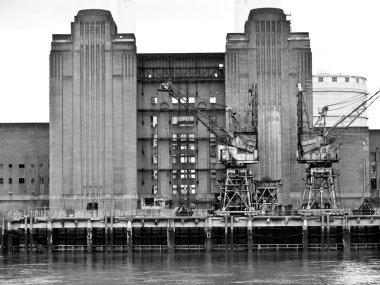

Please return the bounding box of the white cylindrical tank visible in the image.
[313,74,368,127]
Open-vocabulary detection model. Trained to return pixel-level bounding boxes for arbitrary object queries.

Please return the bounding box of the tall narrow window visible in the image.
[151,116,158,127]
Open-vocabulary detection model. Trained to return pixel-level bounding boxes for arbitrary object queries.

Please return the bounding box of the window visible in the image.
[39,177,44,184]
[211,170,217,178]
[180,185,187,194]
[219,63,224,68]
[188,134,195,142]
[332,77,337,82]
[180,169,195,179]
[172,116,195,126]
[318,77,323,82]
[190,184,196,194]
[19,178,25,184]
[188,143,195,150]
[172,155,178,164]
[172,134,178,141]
[0,178,3,184]
[180,134,187,141]
[152,185,158,195]
[9,164,12,169]
[31,178,35,184]
[188,97,195,104]
[19,164,25,168]
[172,170,178,180]
[210,157,217,164]
[31,164,35,168]
[210,133,216,142]
[8,178,12,184]
[356,78,359,83]
[345,77,349,83]
[153,154,158,164]
[210,97,216,104]
[180,155,195,163]
[152,134,158,147]
[172,184,178,195]
[151,116,158,127]
[172,97,179,104]
[152,170,158,179]
[151,97,158,105]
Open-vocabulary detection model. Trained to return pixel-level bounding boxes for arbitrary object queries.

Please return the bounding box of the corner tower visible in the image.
[49,10,137,210]
[225,8,312,204]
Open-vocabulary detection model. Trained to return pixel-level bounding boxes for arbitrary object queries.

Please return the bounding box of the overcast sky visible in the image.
[0,0,379,128]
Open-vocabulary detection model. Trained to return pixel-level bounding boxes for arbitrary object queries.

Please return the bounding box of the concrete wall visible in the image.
[0,123,49,211]
[226,8,312,205]
[50,9,137,211]
[329,127,369,209]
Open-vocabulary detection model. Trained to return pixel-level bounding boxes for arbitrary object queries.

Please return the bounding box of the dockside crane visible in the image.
[296,83,380,214]
[157,81,262,215]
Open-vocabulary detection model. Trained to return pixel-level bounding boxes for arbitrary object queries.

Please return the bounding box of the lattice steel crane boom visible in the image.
[157,81,258,166]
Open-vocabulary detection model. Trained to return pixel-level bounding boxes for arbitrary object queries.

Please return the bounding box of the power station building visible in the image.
[0,8,377,212]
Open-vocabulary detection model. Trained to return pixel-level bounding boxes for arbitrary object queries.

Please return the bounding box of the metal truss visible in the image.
[253,180,282,211]
[218,168,255,212]
[301,166,338,210]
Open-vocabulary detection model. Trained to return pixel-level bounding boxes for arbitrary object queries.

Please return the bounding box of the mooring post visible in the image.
[302,218,308,252]
[126,220,133,253]
[7,221,13,254]
[342,217,351,253]
[326,214,330,251]
[205,218,212,252]
[321,214,325,251]
[224,216,228,250]
[47,220,53,252]
[87,219,92,253]
[167,219,175,253]
[247,217,253,252]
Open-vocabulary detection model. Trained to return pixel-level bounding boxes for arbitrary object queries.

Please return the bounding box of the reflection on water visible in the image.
[0,251,380,284]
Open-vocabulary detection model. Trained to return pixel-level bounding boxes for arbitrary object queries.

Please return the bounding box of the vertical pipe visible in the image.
[343,217,351,253]
[302,218,308,252]
[87,219,92,253]
[224,216,228,250]
[326,214,330,251]
[247,217,253,252]
[167,219,175,253]
[47,220,53,253]
[230,217,234,251]
[205,218,212,253]
[24,215,28,251]
[1,218,5,253]
[127,220,132,253]
[110,210,114,253]
[7,221,13,254]
[104,210,108,252]
[321,214,325,251]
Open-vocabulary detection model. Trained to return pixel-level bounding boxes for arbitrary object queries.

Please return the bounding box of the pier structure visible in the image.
[1,210,380,253]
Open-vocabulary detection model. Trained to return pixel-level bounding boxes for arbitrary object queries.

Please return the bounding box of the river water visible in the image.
[0,251,380,284]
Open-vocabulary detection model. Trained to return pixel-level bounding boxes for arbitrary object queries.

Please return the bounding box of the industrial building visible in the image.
[0,8,378,212]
